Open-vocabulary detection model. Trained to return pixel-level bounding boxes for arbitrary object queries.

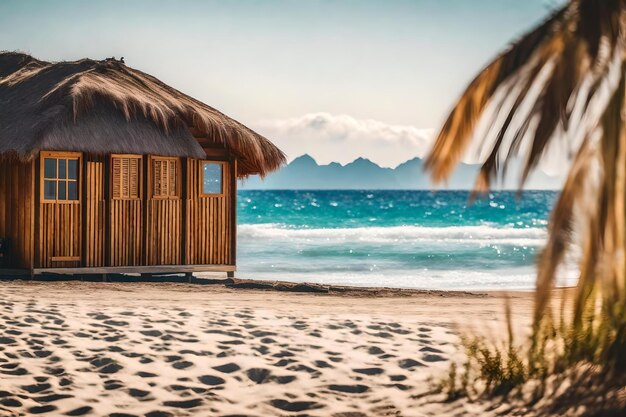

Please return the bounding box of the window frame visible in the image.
[199,160,225,198]
[149,156,181,200]
[40,151,82,204]
[110,154,143,201]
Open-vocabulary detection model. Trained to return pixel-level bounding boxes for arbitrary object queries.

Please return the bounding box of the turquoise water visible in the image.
[235,190,574,290]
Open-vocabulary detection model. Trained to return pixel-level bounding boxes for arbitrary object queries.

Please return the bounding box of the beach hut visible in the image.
[0,52,285,277]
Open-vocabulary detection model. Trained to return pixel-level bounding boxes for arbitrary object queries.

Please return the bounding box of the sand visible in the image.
[0,280,543,417]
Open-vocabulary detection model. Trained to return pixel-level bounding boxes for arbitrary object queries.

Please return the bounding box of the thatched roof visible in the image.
[0,52,285,177]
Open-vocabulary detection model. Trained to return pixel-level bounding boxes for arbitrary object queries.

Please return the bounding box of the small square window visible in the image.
[68,181,78,200]
[41,154,80,202]
[202,162,223,195]
[68,160,78,180]
[44,180,56,200]
[58,181,67,200]
[44,158,57,179]
[58,159,67,179]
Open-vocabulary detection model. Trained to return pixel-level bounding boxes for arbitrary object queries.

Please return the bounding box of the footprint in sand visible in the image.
[21,383,51,393]
[247,368,272,384]
[28,404,57,414]
[273,375,297,384]
[128,388,151,399]
[162,398,204,409]
[328,384,370,394]
[0,397,22,408]
[353,367,384,376]
[1,365,28,376]
[172,361,194,370]
[33,393,73,403]
[398,358,425,369]
[273,359,297,367]
[272,350,295,358]
[314,360,334,369]
[213,363,240,374]
[423,354,447,362]
[0,336,17,345]
[270,399,323,412]
[103,378,124,390]
[287,364,321,377]
[65,406,93,416]
[90,357,123,374]
[145,411,174,417]
[367,346,385,355]
[250,330,276,338]
[198,375,226,386]
[419,346,443,353]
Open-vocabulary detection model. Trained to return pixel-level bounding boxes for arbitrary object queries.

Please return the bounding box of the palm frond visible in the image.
[426,0,624,190]
[427,0,626,374]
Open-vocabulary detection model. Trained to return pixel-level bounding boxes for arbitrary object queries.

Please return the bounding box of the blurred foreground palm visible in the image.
[427,0,626,371]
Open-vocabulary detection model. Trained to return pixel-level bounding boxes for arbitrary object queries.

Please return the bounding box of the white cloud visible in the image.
[253,113,434,168]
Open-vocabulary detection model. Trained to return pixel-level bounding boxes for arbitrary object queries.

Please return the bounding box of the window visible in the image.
[42,155,79,202]
[201,161,224,196]
[152,157,179,198]
[112,155,141,199]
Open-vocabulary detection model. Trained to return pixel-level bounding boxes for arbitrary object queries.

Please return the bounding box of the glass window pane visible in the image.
[44,158,57,179]
[58,180,67,200]
[68,160,78,179]
[202,163,223,194]
[58,159,67,179]
[68,181,78,200]
[44,180,56,200]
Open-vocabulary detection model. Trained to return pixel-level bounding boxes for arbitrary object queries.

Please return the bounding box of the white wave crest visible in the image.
[238,223,546,246]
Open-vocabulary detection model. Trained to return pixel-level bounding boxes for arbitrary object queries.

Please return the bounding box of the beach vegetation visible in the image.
[427,0,626,408]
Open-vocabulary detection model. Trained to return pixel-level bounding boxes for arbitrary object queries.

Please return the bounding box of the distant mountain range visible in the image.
[239,154,563,190]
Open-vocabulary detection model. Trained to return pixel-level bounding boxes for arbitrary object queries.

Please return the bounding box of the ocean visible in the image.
[236,190,575,290]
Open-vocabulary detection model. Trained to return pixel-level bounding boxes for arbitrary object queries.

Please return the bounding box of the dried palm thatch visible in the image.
[426,0,626,372]
[0,52,285,178]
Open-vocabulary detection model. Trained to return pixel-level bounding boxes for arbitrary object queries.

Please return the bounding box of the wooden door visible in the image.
[146,156,182,265]
[84,155,106,267]
[38,152,82,268]
[108,154,143,266]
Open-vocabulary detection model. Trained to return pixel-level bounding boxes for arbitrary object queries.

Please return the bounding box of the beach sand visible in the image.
[0,280,547,416]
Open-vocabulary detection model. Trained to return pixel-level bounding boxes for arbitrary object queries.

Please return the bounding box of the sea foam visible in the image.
[238,223,546,247]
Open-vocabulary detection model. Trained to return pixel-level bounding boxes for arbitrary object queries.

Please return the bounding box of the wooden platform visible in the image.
[32,265,235,275]
[0,265,235,277]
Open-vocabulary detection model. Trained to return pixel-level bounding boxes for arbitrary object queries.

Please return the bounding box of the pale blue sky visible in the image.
[1,0,563,166]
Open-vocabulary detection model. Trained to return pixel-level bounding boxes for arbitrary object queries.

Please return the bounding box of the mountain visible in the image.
[239,154,564,190]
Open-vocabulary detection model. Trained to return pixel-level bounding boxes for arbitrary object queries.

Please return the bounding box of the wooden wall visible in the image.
[2,151,236,272]
[38,204,81,268]
[185,158,234,265]
[110,200,143,266]
[146,199,182,265]
[0,160,35,269]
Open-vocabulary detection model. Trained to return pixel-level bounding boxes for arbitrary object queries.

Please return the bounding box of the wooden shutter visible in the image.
[151,157,179,198]
[129,158,139,198]
[112,155,141,199]
[112,158,122,198]
[169,160,176,197]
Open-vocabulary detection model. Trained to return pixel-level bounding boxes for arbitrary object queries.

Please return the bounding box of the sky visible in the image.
[1,0,564,169]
